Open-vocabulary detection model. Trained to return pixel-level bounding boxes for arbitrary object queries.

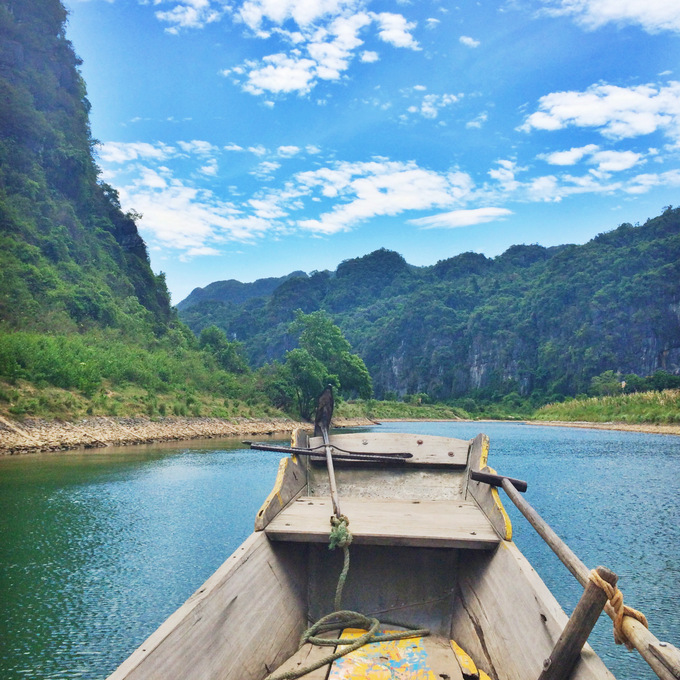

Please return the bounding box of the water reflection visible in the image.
[0,424,678,680]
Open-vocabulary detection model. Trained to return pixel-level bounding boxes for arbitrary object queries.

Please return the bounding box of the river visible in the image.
[0,422,678,679]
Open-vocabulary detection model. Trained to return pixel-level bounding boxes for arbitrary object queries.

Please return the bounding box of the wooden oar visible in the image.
[315,385,342,518]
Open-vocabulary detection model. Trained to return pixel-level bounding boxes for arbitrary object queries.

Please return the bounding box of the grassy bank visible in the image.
[335,399,468,421]
[534,389,680,424]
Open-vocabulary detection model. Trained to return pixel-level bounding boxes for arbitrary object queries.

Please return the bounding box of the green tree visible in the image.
[199,325,248,374]
[283,348,333,421]
[289,310,372,399]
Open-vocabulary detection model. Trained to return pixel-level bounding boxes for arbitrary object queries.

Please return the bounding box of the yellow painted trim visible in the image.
[486,465,513,541]
[479,671,492,680]
[479,434,490,468]
[254,456,289,528]
[450,640,478,676]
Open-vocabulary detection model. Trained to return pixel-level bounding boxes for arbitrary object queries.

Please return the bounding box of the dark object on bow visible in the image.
[314,384,334,437]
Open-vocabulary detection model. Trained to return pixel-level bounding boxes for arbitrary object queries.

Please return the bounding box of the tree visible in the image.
[288,310,372,400]
[283,349,335,421]
[199,325,248,374]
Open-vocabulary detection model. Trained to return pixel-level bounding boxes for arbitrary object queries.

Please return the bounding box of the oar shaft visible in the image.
[322,427,342,518]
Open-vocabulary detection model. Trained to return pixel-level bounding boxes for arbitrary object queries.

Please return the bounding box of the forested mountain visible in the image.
[0,0,172,335]
[177,271,307,312]
[180,210,680,403]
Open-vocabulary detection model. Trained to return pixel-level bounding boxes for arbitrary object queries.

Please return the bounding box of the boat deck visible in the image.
[265,496,501,549]
[271,629,469,680]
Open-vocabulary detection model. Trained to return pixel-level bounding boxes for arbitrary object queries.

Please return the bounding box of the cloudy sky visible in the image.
[63,0,680,303]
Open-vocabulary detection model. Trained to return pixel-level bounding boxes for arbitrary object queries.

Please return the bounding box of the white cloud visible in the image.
[155,0,225,33]
[589,149,644,171]
[542,144,600,165]
[360,50,379,62]
[244,52,318,95]
[247,144,268,156]
[296,160,473,234]
[540,0,680,33]
[521,81,680,143]
[371,12,420,49]
[223,4,420,97]
[178,139,218,155]
[408,93,459,119]
[466,111,488,128]
[488,159,524,192]
[199,159,219,176]
[250,160,281,179]
[409,207,512,229]
[426,17,440,29]
[98,141,175,163]
[224,143,245,152]
[459,35,480,47]
[277,145,301,157]
[237,0,360,31]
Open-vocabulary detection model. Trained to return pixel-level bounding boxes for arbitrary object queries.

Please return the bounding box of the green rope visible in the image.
[266,515,429,680]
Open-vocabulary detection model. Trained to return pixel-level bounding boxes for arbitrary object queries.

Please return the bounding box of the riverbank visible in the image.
[0,414,375,455]
[527,419,680,436]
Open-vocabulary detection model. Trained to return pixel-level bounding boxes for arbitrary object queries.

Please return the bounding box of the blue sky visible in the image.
[63,0,680,304]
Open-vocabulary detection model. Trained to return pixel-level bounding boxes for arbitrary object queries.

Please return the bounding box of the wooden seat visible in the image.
[265,496,500,549]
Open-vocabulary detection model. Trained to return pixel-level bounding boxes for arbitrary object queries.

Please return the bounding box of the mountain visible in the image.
[0,0,172,335]
[177,271,307,311]
[178,212,680,402]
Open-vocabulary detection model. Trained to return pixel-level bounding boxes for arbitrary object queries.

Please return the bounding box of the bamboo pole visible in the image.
[500,478,680,680]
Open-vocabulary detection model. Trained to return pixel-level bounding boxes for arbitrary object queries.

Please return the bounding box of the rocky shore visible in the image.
[0,415,374,455]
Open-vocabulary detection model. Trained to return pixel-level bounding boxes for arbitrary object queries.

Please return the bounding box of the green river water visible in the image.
[0,422,678,679]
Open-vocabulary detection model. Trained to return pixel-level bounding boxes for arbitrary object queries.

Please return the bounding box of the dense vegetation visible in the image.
[536,389,680,425]
[0,0,279,420]
[2,0,679,427]
[180,210,680,412]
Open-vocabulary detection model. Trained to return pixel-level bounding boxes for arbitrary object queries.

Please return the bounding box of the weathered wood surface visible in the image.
[307,543,459,636]
[106,533,308,680]
[308,432,470,467]
[265,496,500,549]
[327,630,464,680]
[539,566,617,680]
[267,630,340,680]
[254,455,307,531]
[450,541,615,680]
[465,434,513,540]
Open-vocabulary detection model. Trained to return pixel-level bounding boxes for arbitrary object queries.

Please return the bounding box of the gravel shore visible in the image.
[0,415,374,455]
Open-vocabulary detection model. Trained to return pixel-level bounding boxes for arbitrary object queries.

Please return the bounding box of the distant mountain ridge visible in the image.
[179,213,680,401]
[177,271,307,311]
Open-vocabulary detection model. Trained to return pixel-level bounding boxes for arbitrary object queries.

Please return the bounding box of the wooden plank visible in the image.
[465,434,513,541]
[267,630,340,680]
[308,432,470,467]
[254,454,307,531]
[307,544,459,637]
[450,541,615,680]
[328,630,464,680]
[106,533,308,680]
[265,496,500,549]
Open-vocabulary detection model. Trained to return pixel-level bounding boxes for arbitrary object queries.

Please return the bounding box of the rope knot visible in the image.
[329,514,353,550]
[589,569,648,650]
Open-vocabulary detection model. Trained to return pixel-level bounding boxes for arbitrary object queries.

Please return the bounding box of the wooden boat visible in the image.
[107,424,680,680]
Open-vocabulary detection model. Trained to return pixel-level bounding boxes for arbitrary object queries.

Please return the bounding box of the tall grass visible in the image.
[534,390,680,424]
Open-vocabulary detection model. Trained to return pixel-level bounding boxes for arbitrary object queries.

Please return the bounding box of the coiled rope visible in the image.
[267,515,429,680]
[589,568,649,650]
